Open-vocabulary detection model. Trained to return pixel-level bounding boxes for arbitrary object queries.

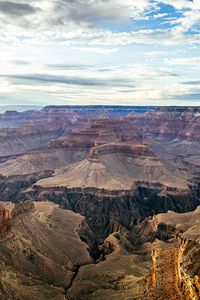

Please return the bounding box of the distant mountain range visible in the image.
[0,105,42,113]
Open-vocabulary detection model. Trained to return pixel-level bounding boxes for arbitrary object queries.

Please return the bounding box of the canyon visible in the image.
[0,106,200,299]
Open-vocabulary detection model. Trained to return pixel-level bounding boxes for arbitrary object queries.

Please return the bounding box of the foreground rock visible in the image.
[1,200,200,299]
[0,201,92,300]
[140,207,200,299]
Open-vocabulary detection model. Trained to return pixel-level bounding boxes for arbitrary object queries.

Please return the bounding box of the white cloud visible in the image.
[0,0,199,106]
[0,0,199,47]
[72,46,119,54]
[166,56,200,65]
[144,51,166,57]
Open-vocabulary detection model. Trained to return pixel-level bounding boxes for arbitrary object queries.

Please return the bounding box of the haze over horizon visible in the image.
[0,0,200,106]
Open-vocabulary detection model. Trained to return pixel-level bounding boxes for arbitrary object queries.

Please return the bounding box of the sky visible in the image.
[0,0,200,106]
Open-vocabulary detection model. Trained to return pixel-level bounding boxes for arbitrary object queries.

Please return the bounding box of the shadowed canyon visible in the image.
[0,106,200,300]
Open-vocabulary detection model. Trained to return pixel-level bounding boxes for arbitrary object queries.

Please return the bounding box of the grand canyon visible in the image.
[0,106,200,299]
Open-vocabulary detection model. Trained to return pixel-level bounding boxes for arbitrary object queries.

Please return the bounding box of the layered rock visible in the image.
[126,107,200,141]
[1,106,199,196]
[36,142,190,192]
[89,143,152,159]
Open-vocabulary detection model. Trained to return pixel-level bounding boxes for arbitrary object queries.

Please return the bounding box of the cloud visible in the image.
[72,46,119,54]
[3,73,135,88]
[182,80,200,85]
[175,92,200,101]
[52,0,151,25]
[0,1,38,16]
[0,0,199,47]
[11,60,31,65]
[0,0,199,106]
[158,0,191,10]
[46,64,93,70]
[144,51,166,57]
[166,57,200,65]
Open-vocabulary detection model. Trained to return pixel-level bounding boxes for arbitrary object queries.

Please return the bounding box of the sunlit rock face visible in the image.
[0,201,34,235]
[143,207,200,300]
[0,202,15,235]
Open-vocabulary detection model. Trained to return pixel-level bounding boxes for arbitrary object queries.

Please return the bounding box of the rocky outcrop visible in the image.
[141,206,200,299]
[66,229,150,300]
[0,201,34,236]
[89,143,153,159]
[147,240,200,300]
[147,247,182,300]
[0,202,14,235]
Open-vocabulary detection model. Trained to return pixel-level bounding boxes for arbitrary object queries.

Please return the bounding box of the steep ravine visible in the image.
[21,184,200,240]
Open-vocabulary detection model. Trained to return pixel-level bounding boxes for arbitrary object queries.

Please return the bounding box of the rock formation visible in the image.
[0,106,200,299]
[0,201,34,235]
[142,207,200,300]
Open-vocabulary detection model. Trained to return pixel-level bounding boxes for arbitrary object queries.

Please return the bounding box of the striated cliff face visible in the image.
[0,108,80,160]
[147,240,200,300]
[147,247,182,300]
[88,143,153,159]
[47,138,95,149]
[0,128,63,159]
[139,206,200,300]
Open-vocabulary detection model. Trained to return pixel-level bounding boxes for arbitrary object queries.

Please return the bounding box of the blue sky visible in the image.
[0,0,200,106]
